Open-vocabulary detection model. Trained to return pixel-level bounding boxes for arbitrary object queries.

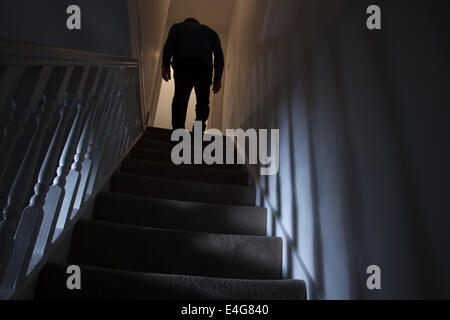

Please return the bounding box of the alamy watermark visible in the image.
[366,5,381,30]
[66,5,81,30]
[66,265,81,290]
[366,265,381,290]
[171,121,280,176]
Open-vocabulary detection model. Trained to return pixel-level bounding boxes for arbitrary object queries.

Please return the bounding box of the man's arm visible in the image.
[211,31,224,81]
[162,24,177,81]
[211,31,224,93]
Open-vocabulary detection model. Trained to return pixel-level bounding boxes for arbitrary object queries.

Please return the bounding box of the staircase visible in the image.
[34,127,306,300]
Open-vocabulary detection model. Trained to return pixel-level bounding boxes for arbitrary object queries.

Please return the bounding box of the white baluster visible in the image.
[117,69,137,158]
[45,67,93,242]
[87,68,125,193]
[104,69,132,169]
[0,66,26,145]
[20,69,102,278]
[0,67,53,215]
[59,68,104,227]
[75,68,114,206]
[29,68,91,257]
[96,70,128,177]
[23,66,83,255]
[85,68,121,195]
[0,68,60,287]
[109,70,133,163]
[72,68,108,212]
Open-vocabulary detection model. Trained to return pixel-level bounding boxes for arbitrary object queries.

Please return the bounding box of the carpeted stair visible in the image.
[34,127,306,300]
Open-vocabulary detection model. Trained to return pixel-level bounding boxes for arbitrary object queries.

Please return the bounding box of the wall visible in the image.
[0,0,131,56]
[128,0,171,126]
[222,0,450,299]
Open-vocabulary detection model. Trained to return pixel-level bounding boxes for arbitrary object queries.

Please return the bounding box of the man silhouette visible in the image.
[162,18,224,132]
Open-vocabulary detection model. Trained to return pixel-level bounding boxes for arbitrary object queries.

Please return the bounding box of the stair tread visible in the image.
[94,192,267,236]
[138,137,238,152]
[110,173,257,206]
[69,219,282,280]
[143,130,234,140]
[34,127,306,300]
[146,127,173,135]
[121,158,249,186]
[130,147,244,171]
[36,263,307,300]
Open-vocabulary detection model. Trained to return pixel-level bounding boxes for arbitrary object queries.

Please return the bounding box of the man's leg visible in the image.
[172,67,193,130]
[193,67,213,132]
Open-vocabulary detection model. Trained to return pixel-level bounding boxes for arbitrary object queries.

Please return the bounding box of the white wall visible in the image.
[222,0,450,299]
[128,0,172,126]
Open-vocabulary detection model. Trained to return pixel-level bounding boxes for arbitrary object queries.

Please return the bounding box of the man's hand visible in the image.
[213,79,222,94]
[162,66,171,82]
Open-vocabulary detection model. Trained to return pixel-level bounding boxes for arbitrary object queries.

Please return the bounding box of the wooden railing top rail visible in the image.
[0,39,138,67]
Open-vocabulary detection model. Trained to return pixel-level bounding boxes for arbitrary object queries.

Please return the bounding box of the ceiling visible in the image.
[166,0,236,35]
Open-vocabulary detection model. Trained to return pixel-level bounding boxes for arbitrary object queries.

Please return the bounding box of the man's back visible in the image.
[163,21,224,81]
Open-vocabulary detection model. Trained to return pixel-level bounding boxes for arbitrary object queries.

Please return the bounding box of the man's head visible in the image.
[184,18,200,24]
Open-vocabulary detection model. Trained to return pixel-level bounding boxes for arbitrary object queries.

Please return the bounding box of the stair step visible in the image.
[143,130,235,143]
[138,138,174,152]
[137,138,242,164]
[143,131,174,141]
[146,127,173,136]
[110,173,256,206]
[36,264,307,300]
[94,192,267,236]
[138,137,237,153]
[69,220,283,280]
[130,148,243,171]
[121,158,249,186]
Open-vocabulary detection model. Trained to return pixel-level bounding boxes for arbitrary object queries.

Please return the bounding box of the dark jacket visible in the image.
[162,22,224,81]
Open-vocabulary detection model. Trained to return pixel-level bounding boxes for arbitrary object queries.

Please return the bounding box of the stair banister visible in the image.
[117,69,138,160]
[0,67,26,147]
[56,68,104,233]
[122,70,139,155]
[0,40,142,298]
[49,67,96,241]
[63,68,104,225]
[70,68,107,216]
[86,68,123,195]
[26,69,78,261]
[107,70,133,168]
[0,67,48,217]
[102,70,129,169]
[94,68,129,186]
[30,67,85,251]
[76,69,114,207]
[26,68,104,275]
[0,67,54,279]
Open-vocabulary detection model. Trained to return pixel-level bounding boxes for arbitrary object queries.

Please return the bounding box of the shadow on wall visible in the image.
[224,0,450,299]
